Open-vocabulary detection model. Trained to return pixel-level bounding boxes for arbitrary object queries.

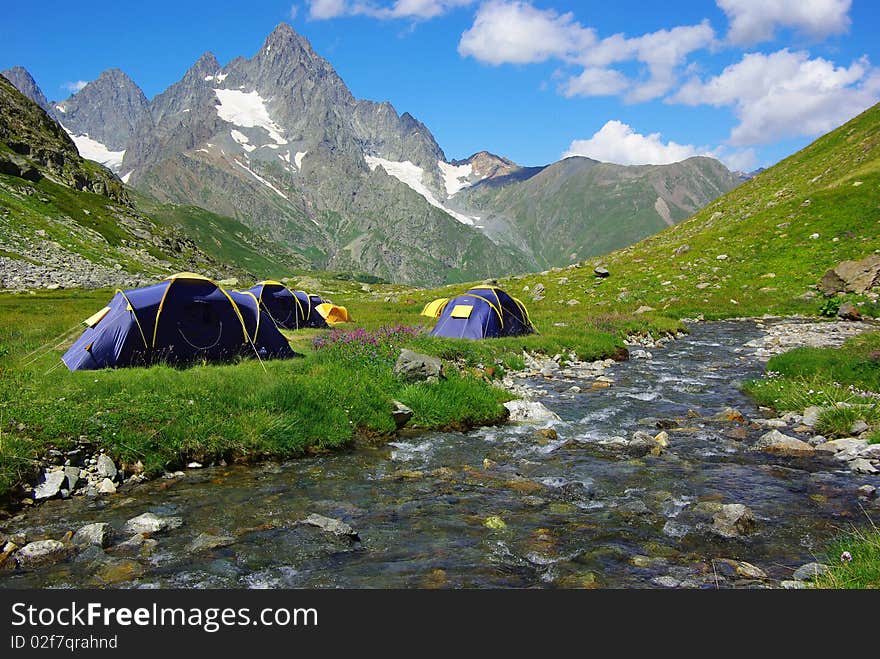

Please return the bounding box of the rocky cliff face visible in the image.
[0,74,128,203]
[0,75,245,291]
[1,66,52,114]
[55,69,152,152]
[119,23,528,285]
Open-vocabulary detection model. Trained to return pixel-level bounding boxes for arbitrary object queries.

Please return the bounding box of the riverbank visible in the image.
[2,317,877,588]
[0,288,684,510]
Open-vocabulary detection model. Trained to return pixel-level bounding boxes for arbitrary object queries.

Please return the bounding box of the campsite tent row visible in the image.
[62,274,350,371]
[422,286,536,339]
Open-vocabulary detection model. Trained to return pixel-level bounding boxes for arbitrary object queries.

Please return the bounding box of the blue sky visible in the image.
[2,1,879,170]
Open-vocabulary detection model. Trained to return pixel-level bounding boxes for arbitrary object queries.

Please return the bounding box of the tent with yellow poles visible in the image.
[246,281,328,330]
[315,302,351,325]
[420,298,449,318]
[62,273,294,371]
[430,286,535,339]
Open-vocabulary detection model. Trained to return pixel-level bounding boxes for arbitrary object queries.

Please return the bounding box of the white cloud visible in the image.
[563,120,759,171]
[63,80,88,92]
[672,49,880,145]
[562,68,630,97]
[717,0,852,45]
[306,0,474,20]
[307,0,348,18]
[563,120,711,166]
[458,2,714,102]
[289,4,299,19]
[458,1,595,65]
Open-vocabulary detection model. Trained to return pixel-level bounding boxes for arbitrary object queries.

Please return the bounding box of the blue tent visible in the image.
[62,273,293,371]
[430,286,535,339]
[291,290,329,329]
[247,281,305,330]
[227,290,296,359]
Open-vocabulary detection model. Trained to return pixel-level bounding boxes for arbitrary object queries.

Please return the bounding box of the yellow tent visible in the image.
[316,303,351,324]
[420,298,450,318]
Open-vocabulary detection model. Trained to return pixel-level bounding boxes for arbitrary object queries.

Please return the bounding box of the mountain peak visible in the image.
[1,65,51,113]
[191,51,221,75]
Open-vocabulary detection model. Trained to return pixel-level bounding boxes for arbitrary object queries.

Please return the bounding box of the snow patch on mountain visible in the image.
[214,89,287,146]
[234,159,290,202]
[365,155,477,226]
[438,161,473,197]
[295,151,307,170]
[55,104,66,114]
[61,125,126,172]
[230,130,256,153]
[121,170,134,184]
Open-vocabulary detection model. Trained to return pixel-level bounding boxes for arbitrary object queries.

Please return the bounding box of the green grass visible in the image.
[0,283,675,501]
[817,522,880,589]
[744,332,880,438]
[480,103,880,321]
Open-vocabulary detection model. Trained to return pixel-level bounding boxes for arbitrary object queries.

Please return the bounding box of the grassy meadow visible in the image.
[0,280,681,502]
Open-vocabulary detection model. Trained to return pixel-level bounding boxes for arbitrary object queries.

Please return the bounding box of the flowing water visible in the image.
[3,320,878,589]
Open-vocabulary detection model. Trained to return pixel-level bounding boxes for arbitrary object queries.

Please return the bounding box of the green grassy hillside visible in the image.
[488,103,880,320]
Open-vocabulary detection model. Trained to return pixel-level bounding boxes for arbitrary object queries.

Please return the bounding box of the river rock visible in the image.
[801,406,826,427]
[96,454,117,480]
[96,478,117,494]
[301,514,359,540]
[123,512,183,534]
[626,431,660,458]
[394,349,444,383]
[186,533,236,553]
[751,430,815,456]
[857,485,877,499]
[63,466,81,491]
[850,420,870,435]
[111,534,158,558]
[859,444,880,460]
[15,540,73,568]
[849,458,878,474]
[716,559,768,580]
[72,523,113,548]
[792,562,830,581]
[33,470,65,500]
[390,400,414,429]
[711,504,756,538]
[713,408,747,423]
[816,438,868,455]
[503,400,561,424]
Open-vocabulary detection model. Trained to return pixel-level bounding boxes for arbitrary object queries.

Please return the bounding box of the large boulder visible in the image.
[393,349,444,383]
[820,255,880,295]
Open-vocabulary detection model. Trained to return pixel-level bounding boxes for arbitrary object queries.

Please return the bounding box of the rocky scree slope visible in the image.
[0,75,244,290]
